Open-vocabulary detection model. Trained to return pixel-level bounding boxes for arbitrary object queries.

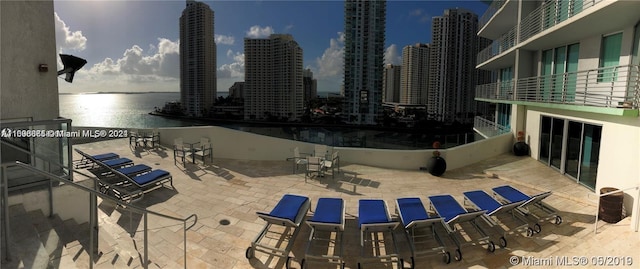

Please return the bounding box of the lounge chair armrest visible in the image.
[489,200,525,215]
[405,217,444,229]
[306,221,344,231]
[446,210,488,226]
[361,221,399,232]
[256,212,298,227]
[520,191,552,207]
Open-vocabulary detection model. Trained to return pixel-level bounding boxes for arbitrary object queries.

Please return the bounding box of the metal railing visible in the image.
[478,0,605,65]
[594,185,640,234]
[479,0,509,29]
[1,131,198,268]
[476,65,640,109]
[473,116,510,138]
[1,162,198,268]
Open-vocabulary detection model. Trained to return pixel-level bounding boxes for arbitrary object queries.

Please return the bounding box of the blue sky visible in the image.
[54,0,488,94]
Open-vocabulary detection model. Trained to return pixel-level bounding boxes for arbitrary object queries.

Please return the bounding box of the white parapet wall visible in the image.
[156,126,513,171]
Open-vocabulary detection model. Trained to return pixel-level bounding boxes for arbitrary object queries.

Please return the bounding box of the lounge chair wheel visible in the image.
[455,248,462,261]
[341,262,345,269]
[488,241,496,252]
[534,223,542,233]
[443,251,451,264]
[555,216,563,225]
[527,227,534,237]
[245,247,253,259]
[99,186,108,194]
[499,236,507,248]
[285,256,291,269]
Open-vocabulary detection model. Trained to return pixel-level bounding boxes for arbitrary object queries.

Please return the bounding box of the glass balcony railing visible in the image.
[474,116,510,138]
[478,0,605,65]
[479,0,509,30]
[475,65,640,109]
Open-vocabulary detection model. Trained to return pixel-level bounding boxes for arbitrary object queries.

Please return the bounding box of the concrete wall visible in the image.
[0,0,59,121]
[155,126,513,171]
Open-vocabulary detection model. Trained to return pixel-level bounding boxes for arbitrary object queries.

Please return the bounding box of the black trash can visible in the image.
[599,187,623,223]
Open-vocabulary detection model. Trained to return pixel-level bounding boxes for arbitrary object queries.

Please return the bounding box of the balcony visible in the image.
[477,0,640,67]
[479,0,508,30]
[474,116,510,139]
[478,0,519,40]
[475,65,640,116]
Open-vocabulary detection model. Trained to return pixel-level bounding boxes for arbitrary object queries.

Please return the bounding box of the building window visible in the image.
[598,32,623,82]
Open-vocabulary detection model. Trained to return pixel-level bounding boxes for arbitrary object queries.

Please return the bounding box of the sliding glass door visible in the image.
[540,115,602,190]
[579,125,601,189]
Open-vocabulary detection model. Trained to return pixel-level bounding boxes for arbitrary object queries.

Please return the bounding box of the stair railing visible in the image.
[1,161,198,268]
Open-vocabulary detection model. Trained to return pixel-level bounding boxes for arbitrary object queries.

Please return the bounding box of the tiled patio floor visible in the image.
[71,139,639,269]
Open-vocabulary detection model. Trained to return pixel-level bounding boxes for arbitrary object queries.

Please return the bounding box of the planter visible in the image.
[427,156,447,176]
[513,141,529,156]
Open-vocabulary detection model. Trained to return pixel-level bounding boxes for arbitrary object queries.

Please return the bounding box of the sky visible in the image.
[54,0,488,94]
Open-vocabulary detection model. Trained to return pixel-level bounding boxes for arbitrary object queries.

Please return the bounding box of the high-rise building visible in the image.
[228,81,244,100]
[400,43,430,105]
[244,34,303,121]
[179,0,217,117]
[428,8,480,123]
[303,69,317,102]
[476,0,640,223]
[382,64,401,103]
[343,0,386,125]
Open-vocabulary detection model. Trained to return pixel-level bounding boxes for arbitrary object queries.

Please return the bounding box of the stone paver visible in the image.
[49,139,638,269]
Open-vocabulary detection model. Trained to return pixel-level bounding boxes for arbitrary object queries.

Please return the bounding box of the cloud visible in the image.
[284,24,294,32]
[246,25,274,38]
[85,38,180,80]
[409,8,430,23]
[384,44,402,65]
[215,34,235,45]
[313,32,344,79]
[218,50,244,78]
[54,12,87,52]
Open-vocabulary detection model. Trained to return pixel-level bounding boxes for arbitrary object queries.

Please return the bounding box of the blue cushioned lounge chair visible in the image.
[396,197,451,267]
[429,195,496,261]
[464,190,533,240]
[246,194,310,269]
[358,199,401,268]
[303,198,345,269]
[492,185,562,229]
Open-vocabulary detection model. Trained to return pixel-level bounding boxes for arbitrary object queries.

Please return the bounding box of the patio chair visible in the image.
[396,197,451,267]
[193,142,213,164]
[303,198,345,269]
[129,129,145,147]
[305,156,324,182]
[429,194,497,261]
[314,144,328,159]
[286,147,309,174]
[246,194,310,269]
[358,199,401,268]
[173,137,189,165]
[142,128,160,149]
[322,151,340,178]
